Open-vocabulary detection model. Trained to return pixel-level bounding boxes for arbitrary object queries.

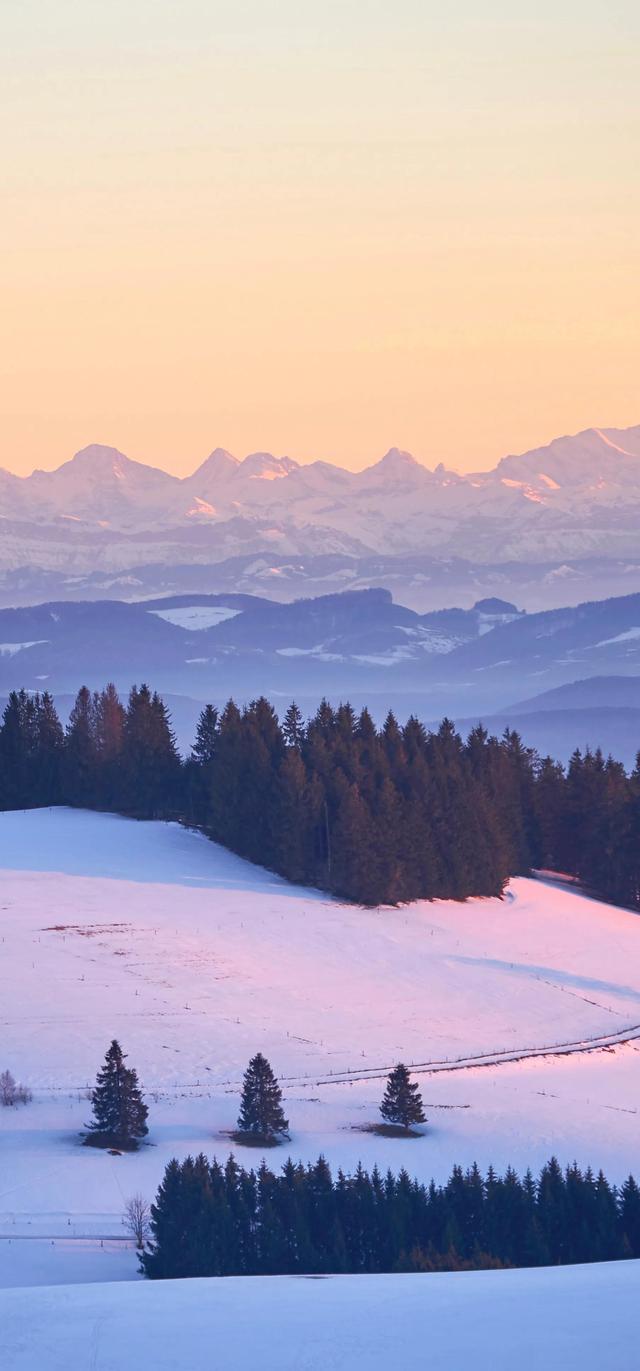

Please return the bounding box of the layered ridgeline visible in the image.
[0,685,639,908]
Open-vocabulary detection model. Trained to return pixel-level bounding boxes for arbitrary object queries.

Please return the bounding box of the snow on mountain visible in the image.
[148,604,241,630]
[484,426,640,499]
[23,445,180,529]
[188,447,240,485]
[1,426,640,579]
[3,586,640,724]
[239,451,299,480]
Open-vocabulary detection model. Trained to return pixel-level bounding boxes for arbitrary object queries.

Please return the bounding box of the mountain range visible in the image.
[1,426,640,611]
[1,586,640,756]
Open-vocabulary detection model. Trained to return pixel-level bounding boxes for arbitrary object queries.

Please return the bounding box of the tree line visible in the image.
[58,1038,640,1278]
[1,683,639,907]
[141,1152,640,1279]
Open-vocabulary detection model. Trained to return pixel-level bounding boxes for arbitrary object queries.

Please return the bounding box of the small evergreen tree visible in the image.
[236,1053,289,1144]
[282,701,304,750]
[86,1039,149,1150]
[379,1063,426,1132]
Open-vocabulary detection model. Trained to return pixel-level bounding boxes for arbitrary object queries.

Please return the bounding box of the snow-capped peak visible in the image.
[359,448,433,484]
[370,447,422,470]
[240,453,300,480]
[41,444,133,480]
[189,448,240,480]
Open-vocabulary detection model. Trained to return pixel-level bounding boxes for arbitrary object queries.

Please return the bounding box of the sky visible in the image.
[1,1,639,476]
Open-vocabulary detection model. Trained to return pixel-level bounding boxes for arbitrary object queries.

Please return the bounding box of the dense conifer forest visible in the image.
[1,683,639,908]
[141,1153,640,1279]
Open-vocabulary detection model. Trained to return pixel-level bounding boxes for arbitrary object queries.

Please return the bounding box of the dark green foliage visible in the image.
[236,1053,289,1143]
[121,685,181,818]
[380,1064,426,1131]
[85,1039,148,1151]
[185,703,219,823]
[65,686,98,806]
[0,689,65,808]
[191,704,219,765]
[2,680,640,910]
[189,696,511,904]
[141,1153,639,1279]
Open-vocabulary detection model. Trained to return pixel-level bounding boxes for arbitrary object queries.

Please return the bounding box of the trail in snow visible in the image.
[1,808,640,1290]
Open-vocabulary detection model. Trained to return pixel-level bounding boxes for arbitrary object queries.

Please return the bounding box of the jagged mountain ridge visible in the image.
[1,428,640,574]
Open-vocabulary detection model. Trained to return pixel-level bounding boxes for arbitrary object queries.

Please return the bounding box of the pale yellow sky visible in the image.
[1,2,638,475]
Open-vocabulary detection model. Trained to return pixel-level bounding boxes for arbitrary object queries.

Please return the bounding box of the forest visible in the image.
[141,1153,640,1279]
[0,683,639,908]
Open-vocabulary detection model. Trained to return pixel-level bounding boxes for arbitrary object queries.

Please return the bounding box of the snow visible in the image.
[3,426,640,580]
[1,809,640,1293]
[595,626,640,647]
[148,605,240,630]
[185,497,217,517]
[0,1263,637,1370]
[594,428,637,457]
[0,640,49,656]
[276,643,326,656]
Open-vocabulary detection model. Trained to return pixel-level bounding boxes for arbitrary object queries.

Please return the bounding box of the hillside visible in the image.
[1,1263,636,1371]
[1,586,640,723]
[1,809,639,1288]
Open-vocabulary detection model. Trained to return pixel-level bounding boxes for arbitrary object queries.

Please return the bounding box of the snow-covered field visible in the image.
[2,1263,638,1371]
[1,808,639,1298]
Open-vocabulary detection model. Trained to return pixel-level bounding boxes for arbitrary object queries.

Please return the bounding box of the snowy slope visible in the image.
[1,1263,637,1371]
[1,809,640,1290]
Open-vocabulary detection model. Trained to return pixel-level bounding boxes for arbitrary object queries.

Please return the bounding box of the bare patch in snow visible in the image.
[149,606,240,630]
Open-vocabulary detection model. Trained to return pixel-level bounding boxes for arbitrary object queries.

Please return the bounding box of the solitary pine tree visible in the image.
[236,1053,289,1144]
[379,1063,426,1132]
[86,1040,149,1151]
[282,701,304,750]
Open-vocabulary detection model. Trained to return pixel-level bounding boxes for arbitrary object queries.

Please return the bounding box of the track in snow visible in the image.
[264,1020,640,1091]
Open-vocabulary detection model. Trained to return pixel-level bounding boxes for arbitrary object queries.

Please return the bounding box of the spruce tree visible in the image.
[379,1063,426,1132]
[191,704,219,765]
[34,692,64,803]
[282,701,304,750]
[123,685,181,817]
[65,685,98,806]
[236,1053,289,1143]
[86,1039,149,1150]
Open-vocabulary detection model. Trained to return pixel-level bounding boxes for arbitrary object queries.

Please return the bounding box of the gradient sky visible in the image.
[2,1,639,475]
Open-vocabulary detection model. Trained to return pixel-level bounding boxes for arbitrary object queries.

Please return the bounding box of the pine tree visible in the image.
[236,1053,289,1144]
[123,685,181,817]
[191,704,219,765]
[270,749,312,883]
[379,1063,426,1132]
[94,683,126,806]
[35,692,65,805]
[86,1039,149,1150]
[0,689,38,807]
[282,701,304,750]
[620,1174,640,1255]
[65,685,98,806]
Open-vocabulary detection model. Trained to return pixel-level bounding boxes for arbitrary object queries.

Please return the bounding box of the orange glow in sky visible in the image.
[1,2,639,475]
